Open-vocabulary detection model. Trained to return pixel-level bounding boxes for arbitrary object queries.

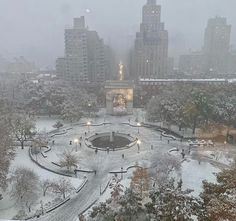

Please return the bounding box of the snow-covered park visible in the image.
[0,111,235,221]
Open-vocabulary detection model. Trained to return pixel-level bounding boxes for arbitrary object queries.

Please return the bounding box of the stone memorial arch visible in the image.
[105,81,134,115]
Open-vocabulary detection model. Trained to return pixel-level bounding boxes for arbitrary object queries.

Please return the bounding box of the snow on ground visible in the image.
[35,116,60,133]
[1,112,234,221]
[0,147,84,220]
[181,159,220,196]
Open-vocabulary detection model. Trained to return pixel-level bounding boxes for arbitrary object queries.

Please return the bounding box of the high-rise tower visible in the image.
[131,0,168,79]
[56,16,114,84]
[203,17,231,74]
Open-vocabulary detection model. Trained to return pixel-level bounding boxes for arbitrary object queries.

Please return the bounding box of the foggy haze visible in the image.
[1,0,236,68]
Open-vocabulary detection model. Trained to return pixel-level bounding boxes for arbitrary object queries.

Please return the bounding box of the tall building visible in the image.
[57,16,113,84]
[179,17,232,77]
[131,0,168,79]
[203,17,231,74]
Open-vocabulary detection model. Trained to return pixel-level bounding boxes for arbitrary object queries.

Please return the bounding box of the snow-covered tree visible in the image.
[10,113,35,149]
[31,132,48,154]
[41,179,53,197]
[89,202,115,221]
[116,188,146,221]
[59,150,79,171]
[60,100,83,123]
[109,176,124,202]
[146,177,201,221]
[200,163,236,221]
[212,91,236,140]
[10,167,39,213]
[89,188,146,221]
[53,121,64,129]
[51,178,74,199]
[130,167,150,199]
[150,153,182,187]
[0,117,14,192]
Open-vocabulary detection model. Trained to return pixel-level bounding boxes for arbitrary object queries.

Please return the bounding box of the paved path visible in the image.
[31,114,234,221]
[31,115,184,221]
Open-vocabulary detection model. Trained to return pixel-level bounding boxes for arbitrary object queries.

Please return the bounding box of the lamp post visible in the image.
[224,141,227,148]
[40,200,44,215]
[88,103,91,118]
[137,122,141,134]
[87,121,91,132]
[74,139,78,152]
[137,139,141,153]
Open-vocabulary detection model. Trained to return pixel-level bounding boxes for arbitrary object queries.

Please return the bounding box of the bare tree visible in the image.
[10,167,39,213]
[10,114,35,149]
[41,179,53,197]
[51,178,74,199]
[31,132,49,154]
[59,150,79,171]
[150,153,182,187]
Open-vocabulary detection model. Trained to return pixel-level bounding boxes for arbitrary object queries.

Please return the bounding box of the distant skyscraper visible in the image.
[57,16,113,83]
[179,16,232,77]
[203,17,231,74]
[131,0,168,79]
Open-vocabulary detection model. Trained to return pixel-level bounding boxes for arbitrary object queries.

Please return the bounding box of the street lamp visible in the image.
[40,200,44,215]
[87,121,91,132]
[74,139,78,152]
[137,122,141,134]
[224,141,227,148]
[137,139,141,153]
[88,103,91,118]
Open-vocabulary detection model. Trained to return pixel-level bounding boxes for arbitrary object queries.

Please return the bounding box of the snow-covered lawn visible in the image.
[35,116,60,133]
[0,147,85,220]
[181,159,220,196]
[1,113,235,221]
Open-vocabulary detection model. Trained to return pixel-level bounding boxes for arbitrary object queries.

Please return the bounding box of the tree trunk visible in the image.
[21,141,24,149]
[192,118,197,134]
[43,187,49,196]
[226,127,230,142]
[63,192,65,199]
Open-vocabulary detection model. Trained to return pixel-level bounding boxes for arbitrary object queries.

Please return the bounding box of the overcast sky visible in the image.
[1,0,236,68]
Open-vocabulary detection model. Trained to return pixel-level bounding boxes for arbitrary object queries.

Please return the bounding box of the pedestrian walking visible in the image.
[181,149,185,159]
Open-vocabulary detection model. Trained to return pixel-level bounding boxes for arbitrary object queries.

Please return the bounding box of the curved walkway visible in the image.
[28,116,229,221]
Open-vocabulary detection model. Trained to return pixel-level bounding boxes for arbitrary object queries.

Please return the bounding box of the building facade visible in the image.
[203,17,231,74]
[56,16,114,84]
[179,17,232,77]
[131,0,168,80]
